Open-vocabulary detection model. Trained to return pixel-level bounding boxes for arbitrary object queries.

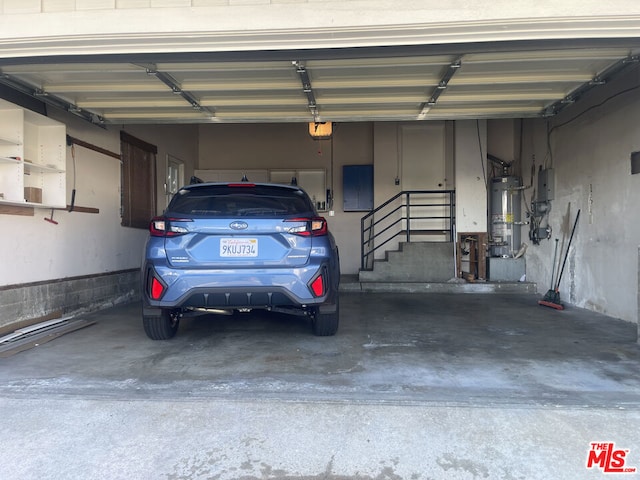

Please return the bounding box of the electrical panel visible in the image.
[343,164,373,211]
[538,168,554,202]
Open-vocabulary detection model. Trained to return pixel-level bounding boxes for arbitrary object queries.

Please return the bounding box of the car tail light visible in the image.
[150,277,165,300]
[310,274,325,297]
[228,183,256,187]
[285,217,328,237]
[149,217,191,237]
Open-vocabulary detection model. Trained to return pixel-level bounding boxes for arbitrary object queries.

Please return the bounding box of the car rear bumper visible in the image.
[143,262,337,311]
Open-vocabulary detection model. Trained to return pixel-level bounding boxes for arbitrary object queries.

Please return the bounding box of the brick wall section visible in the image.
[0,270,140,330]
[1,0,313,12]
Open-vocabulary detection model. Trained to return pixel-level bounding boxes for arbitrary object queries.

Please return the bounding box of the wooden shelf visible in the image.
[0,137,20,146]
[0,199,66,209]
[0,99,66,207]
[0,156,21,165]
[24,162,65,174]
[0,201,99,216]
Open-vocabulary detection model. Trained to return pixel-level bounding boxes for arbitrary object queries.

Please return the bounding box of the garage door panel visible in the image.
[0,45,638,124]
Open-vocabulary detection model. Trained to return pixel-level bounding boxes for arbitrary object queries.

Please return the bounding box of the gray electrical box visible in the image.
[537,168,555,202]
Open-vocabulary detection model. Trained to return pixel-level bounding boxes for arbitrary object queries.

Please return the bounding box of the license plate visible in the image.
[220,238,258,257]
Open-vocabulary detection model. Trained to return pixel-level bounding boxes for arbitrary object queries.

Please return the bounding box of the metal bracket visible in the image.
[0,69,105,127]
[143,64,214,117]
[543,54,640,117]
[293,61,320,121]
[418,56,463,119]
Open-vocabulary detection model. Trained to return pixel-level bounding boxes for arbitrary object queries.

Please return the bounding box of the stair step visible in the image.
[341,278,537,295]
[360,241,455,283]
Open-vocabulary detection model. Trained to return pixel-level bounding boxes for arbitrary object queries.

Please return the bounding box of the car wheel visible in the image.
[143,309,180,340]
[312,299,339,336]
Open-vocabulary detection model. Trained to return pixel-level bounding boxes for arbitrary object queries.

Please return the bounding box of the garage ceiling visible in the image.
[0,42,639,125]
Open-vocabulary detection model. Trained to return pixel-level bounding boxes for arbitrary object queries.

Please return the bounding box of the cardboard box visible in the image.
[24,187,42,203]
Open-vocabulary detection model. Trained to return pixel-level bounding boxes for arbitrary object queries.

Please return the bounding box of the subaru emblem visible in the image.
[230,221,248,230]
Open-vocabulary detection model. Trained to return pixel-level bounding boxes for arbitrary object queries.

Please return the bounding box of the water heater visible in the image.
[490,176,522,257]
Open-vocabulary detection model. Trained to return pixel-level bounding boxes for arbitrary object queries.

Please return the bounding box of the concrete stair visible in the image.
[351,241,537,294]
[359,242,455,283]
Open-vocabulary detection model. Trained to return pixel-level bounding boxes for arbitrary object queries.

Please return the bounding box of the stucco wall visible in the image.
[522,65,640,323]
[455,120,488,234]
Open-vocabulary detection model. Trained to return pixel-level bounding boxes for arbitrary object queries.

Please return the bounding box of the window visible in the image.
[121,131,157,228]
[166,155,184,208]
[168,185,313,217]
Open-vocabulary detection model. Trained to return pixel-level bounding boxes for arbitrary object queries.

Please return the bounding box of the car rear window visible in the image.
[168,185,315,217]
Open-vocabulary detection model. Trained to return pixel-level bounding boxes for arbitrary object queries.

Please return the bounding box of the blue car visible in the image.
[141,182,340,339]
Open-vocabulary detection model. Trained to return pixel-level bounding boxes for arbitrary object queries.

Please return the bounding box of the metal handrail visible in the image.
[360,190,455,270]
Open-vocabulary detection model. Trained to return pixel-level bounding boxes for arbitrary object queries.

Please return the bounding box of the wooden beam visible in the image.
[66,134,121,160]
[0,204,34,216]
[62,205,100,214]
[0,204,99,215]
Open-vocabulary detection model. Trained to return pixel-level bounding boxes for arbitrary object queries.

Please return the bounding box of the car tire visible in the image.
[312,299,339,336]
[143,309,179,340]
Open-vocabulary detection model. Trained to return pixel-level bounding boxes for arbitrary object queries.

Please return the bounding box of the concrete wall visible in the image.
[0,270,139,330]
[522,64,640,323]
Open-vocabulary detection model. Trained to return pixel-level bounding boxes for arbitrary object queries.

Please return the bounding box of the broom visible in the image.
[540,238,560,304]
[538,209,581,310]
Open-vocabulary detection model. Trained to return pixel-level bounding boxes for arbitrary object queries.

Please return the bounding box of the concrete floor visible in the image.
[1,292,640,479]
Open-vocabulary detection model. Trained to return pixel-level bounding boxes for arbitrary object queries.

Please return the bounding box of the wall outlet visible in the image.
[329,210,335,216]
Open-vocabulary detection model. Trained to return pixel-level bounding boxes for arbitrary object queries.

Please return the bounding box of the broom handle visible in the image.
[555,209,581,290]
[550,238,559,290]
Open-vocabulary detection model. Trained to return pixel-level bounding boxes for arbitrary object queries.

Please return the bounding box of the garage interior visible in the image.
[1,2,640,478]
[2,39,640,328]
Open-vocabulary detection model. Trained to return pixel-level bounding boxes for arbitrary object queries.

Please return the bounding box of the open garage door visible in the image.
[0,43,639,126]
